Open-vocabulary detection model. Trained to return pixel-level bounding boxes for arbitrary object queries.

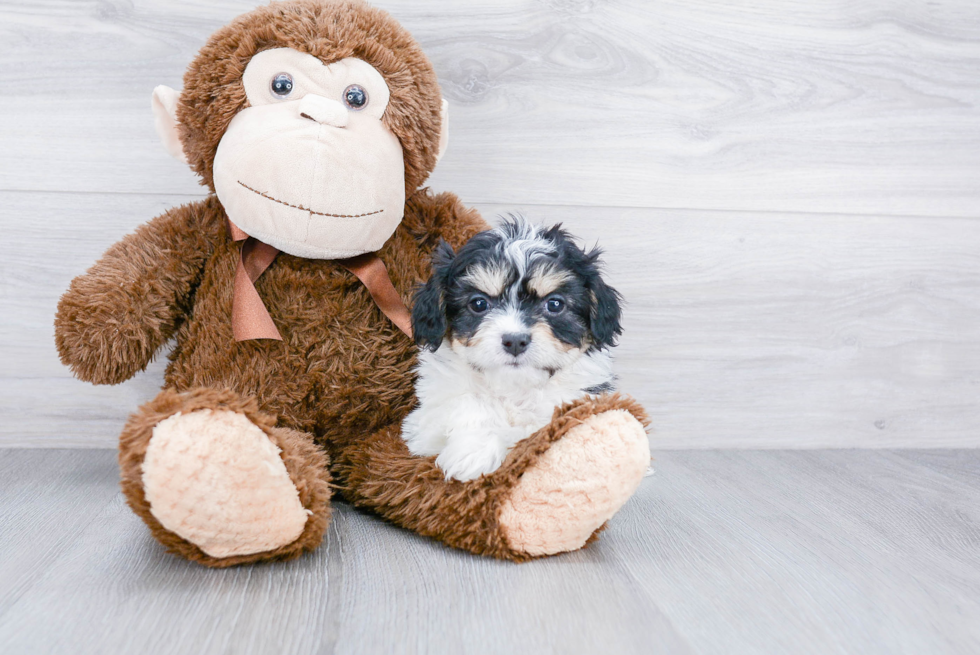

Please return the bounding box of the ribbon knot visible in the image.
[229,220,413,342]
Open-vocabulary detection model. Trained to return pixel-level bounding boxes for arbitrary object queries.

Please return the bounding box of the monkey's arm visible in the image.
[403,188,491,251]
[55,198,220,385]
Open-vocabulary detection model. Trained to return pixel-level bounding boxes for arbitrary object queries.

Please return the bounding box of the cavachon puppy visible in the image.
[403,217,624,481]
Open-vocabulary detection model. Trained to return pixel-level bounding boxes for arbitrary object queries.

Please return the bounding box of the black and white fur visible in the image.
[402,216,623,481]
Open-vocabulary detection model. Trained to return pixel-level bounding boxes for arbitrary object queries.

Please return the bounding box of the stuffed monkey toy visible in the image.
[54,0,651,567]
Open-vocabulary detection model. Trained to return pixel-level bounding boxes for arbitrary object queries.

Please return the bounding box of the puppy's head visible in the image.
[412,216,623,374]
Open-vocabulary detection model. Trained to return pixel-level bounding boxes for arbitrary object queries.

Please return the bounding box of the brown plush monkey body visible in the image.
[55,0,650,567]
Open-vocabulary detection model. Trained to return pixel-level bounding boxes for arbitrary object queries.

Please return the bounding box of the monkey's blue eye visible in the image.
[271,73,294,97]
[469,297,489,313]
[546,297,565,313]
[343,84,369,110]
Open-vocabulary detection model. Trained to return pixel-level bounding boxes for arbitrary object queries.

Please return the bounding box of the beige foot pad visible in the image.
[499,409,650,556]
[142,409,309,558]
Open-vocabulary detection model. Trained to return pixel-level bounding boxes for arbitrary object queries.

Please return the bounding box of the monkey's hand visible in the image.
[404,189,490,252]
[54,199,218,385]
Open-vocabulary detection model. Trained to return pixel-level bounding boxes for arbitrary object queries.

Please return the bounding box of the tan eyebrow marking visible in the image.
[462,263,510,297]
[527,266,573,297]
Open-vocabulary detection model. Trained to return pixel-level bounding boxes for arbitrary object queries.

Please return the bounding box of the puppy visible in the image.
[402,216,624,481]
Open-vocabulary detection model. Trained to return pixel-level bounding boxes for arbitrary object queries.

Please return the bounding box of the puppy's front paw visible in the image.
[436,438,509,482]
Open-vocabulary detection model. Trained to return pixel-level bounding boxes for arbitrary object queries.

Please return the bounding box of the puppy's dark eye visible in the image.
[271,73,294,97]
[343,84,369,110]
[546,297,565,313]
[469,297,490,313]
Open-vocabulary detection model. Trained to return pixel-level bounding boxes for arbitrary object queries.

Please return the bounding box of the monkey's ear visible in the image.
[151,85,188,164]
[436,98,449,163]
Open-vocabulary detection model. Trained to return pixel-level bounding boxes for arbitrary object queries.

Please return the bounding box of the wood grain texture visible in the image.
[0,191,201,446]
[1,448,977,655]
[0,450,120,617]
[3,2,977,651]
[0,0,978,215]
[487,203,980,449]
[4,190,978,448]
[1,0,978,447]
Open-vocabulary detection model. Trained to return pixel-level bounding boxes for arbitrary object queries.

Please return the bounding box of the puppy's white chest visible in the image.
[491,388,564,434]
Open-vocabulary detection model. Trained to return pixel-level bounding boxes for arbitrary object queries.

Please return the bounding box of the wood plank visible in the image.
[3,190,978,448]
[1,449,978,654]
[0,449,120,617]
[487,203,980,449]
[0,451,341,655]
[607,449,980,654]
[0,1,978,215]
[327,503,693,655]
[0,191,201,447]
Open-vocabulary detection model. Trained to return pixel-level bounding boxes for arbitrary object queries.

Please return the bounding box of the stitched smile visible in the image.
[237,181,383,218]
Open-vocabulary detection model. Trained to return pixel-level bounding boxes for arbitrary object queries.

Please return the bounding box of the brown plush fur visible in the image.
[54,0,649,566]
[177,0,442,197]
[333,393,649,561]
[54,200,218,385]
[118,387,332,567]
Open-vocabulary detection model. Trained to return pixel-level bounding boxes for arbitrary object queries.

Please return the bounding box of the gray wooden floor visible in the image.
[2,2,979,651]
[1,448,978,655]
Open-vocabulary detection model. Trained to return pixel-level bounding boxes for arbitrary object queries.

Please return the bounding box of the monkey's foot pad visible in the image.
[499,409,650,556]
[141,409,310,558]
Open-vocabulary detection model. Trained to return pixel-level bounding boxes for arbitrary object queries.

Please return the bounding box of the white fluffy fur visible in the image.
[403,218,620,481]
[403,341,614,481]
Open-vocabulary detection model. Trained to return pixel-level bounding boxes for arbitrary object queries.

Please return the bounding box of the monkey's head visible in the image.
[152,0,448,259]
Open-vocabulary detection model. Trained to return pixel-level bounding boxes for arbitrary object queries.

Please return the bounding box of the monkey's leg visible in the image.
[118,388,332,567]
[331,394,650,561]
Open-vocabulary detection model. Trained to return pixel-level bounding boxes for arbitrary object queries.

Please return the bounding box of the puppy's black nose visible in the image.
[501,332,531,356]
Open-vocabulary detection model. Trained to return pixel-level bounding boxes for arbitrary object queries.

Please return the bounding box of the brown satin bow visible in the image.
[229,220,413,341]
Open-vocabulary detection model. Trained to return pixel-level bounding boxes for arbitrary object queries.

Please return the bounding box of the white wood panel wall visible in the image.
[1,0,978,448]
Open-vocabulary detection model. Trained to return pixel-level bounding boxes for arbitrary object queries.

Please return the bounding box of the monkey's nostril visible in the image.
[501,332,531,357]
[297,95,348,127]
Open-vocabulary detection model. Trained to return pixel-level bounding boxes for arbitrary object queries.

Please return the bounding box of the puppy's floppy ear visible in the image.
[412,240,455,351]
[585,250,624,350]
